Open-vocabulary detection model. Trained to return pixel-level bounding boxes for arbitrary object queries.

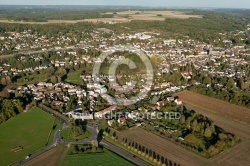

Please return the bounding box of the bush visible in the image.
[204,128,212,138]
[157,161,162,165]
[215,140,226,151]
[184,134,197,144]
[208,145,220,156]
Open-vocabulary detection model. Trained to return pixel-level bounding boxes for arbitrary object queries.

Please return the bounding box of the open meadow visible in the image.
[0,107,56,166]
[62,150,135,166]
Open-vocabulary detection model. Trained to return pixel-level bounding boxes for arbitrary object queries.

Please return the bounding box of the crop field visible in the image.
[107,10,202,20]
[62,150,135,166]
[0,107,56,166]
[23,144,68,166]
[175,90,250,125]
[113,10,202,20]
[121,128,206,166]
[121,88,250,166]
[0,10,202,24]
[174,90,250,165]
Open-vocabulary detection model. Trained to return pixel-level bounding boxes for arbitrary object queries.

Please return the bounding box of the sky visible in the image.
[0,0,250,9]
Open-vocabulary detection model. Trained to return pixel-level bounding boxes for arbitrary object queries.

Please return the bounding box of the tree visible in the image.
[203,76,211,85]
[77,48,84,55]
[226,77,235,89]
[1,77,7,85]
[184,134,197,144]
[0,99,23,123]
[190,119,198,132]
[46,66,55,77]
[204,127,212,138]
[5,76,12,84]
[208,145,219,156]
[215,140,226,151]
[0,89,10,98]
[56,67,67,77]
[50,76,58,84]
[91,140,98,148]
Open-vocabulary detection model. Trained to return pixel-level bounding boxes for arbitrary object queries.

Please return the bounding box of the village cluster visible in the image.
[0,25,250,124]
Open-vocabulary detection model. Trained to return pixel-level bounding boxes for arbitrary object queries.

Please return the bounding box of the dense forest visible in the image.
[0,6,117,21]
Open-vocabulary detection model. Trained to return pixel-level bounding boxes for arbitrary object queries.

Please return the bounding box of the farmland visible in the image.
[175,90,250,165]
[0,10,202,24]
[121,128,206,166]
[23,144,69,166]
[112,10,202,20]
[113,90,250,166]
[62,150,135,166]
[0,107,57,166]
[175,90,250,125]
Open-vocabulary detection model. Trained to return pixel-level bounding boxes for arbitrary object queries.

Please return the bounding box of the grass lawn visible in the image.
[62,150,135,166]
[0,107,56,166]
[65,70,82,85]
[15,72,47,85]
[61,127,91,140]
[47,118,60,145]
[103,136,153,165]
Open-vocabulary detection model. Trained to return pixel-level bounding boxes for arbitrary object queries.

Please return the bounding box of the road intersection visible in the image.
[13,110,150,166]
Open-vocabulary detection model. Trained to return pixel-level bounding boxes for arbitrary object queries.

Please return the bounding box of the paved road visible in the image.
[13,111,149,166]
[12,117,67,166]
[100,140,150,166]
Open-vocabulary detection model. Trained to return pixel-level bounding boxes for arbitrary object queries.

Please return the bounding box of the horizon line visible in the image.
[0,4,249,10]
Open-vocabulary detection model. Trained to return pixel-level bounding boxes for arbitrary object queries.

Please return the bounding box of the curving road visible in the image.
[12,110,150,166]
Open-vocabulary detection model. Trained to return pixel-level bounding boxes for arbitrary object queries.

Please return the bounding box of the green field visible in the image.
[15,72,47,85]
[61,127,91,140]
[65,70,82,85]
[62,150,135,166]
[0,107,56,166]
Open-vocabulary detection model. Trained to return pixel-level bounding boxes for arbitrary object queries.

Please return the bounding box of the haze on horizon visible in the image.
[0,0,250,9]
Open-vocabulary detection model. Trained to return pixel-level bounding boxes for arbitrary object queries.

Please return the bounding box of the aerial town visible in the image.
[0,2,250,166]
